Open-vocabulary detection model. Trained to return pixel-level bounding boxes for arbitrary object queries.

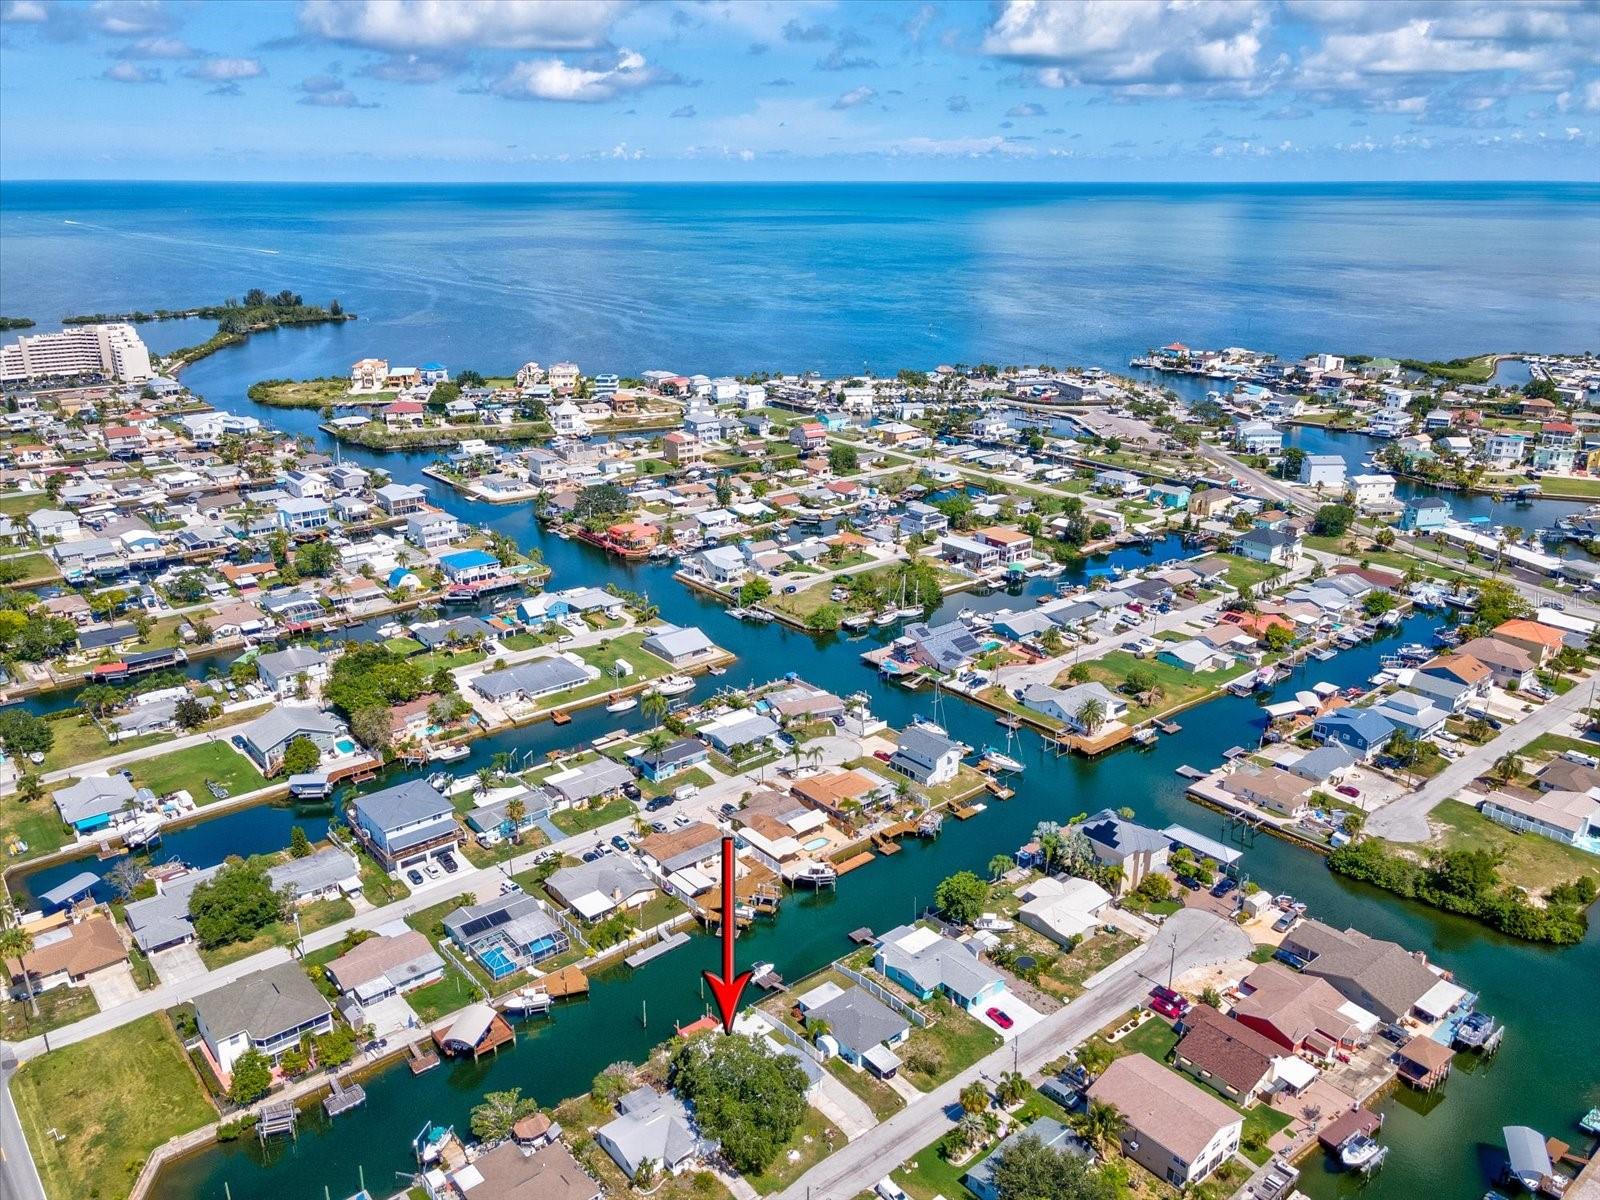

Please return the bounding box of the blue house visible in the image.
[439,548,501,584]
[874,924,1005,1011]
[1147,483,1193,510]
[53,774,139,834]
[635,737,709,783]
[420,362,450,384]
[1399,496,1451,533]
[275,496,330,534]
[1312,708,1396,759]
[817,410,850,432]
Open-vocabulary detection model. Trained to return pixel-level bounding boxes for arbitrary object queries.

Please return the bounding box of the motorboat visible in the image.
[377,621,405,638]
[428,743,470,763]
[957,607,977,621]
[501,987,552,1016]
[650,675,695,697]
[1339,1135,1385,1171]
[787,861,838,887]
[747,609,775,623]
[605,695,638,713]
[707,665,727,676]
[726,606,749,619]
[1454,1010,1500,1049]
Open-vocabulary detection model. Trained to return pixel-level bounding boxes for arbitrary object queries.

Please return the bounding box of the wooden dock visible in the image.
[257,1103,298,1141]
[408,1043,440,1074]
[540,965,589,999]
[625,931,689,968]
[835,851,875,875]
[322,1075,367,1117]
[848,926,876,945]
[951,804,981,819]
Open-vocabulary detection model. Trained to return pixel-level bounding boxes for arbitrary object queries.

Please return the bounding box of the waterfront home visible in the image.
[439,548,500,585]
[975,525,1034,563]
[1311,708,1395,759]
[472,656,593,707]
[1158,639,1234,673]
[940,533,1002,572]
[544,759,634,808]
[1094,469,1143,496]
[900,500,948,537]
[1235,420,1283,455]
[596,1085,711,1181]
[635,821,724,886]
[1281,920,1459,1024]
[1455,637,1537,690]
[53,772,138,833]
[889,724,964,787]
[323,929,444,1004]
[640,623,717,666]
[194,960,334,1074]
[122,866,217,952]
[546,858,658,922]
[1285,744,1360,786]
[1483,432,1527,469]
[1187,488,1234,519]
[465,788,552,845]
[1399,496,1451,532]
[255,645,330,698]
[965,1118,1090,1200]
[1231,962,1376,1054]
[237,706,344,774]
[445,894,569,978]
[1079,809,1169,894]
[1088,1053,1242,1187]
[1490,618,1566,666]
[375,482,429,516]
[789,422,826,451]
[266,847,361,905]
[1235,526,1301,566]
[4,915,126,999]
[1410,654,1494,715]
[406,510,461,550]
[1298,454,1346,490]
[349,779,461,873]
[698,709,780,754]
[1016,875,1113,945]
[734,790,837,867]
[874,924,1005,1010]
[765,681,845,723]
[790,769,889,822]
[1173,1004,1290,1108]
[1221,767,1313,818]
[350,357,388,392]
[635,736,709,783]
[800,982,909,1076]
[691,544,746,583]
[898,620,984,675]
[1481,788,1600,849]
[1370,691,1449,739]
[1020,681,1127,732]
[425,1139,601,1200]
[1147,483,1192,509]
[1349,473,1397,509]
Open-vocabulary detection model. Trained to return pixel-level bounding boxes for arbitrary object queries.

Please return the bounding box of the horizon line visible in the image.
[2,176,1596,187]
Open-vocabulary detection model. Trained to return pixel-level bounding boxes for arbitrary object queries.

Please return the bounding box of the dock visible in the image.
[1175,764,1209,780]
[322,1075,367,1117]
[408,1043,440,1075]
[257,1102,298,1141]
[1156,720,1182,734]
[1318,1108,1382,1152]
[539,964,589,999]
[625,931,690,968]
[835,851,875,875]
[848,927,876,945]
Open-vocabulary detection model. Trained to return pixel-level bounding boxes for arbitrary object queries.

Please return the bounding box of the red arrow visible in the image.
[702,835,751,1033]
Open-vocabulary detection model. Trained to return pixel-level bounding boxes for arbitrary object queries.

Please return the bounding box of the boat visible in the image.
[979,747,1025,773]
[842,613,873,631]
[1131,727,1158,746]
[787,861,838,887]
[1311,647,1337,661]
[1581,1108,1600,1135]
[1035,562,1064,578]
[443,587,478,605]
[708,665,727,676]
[648,544,673,560]
[605,695,638,713]
[1378,610,1401,628]
[427,771,454,793]
[747,609,775,623]
[650,675,695,697]
[957,607,977,621]
[896,604,922,619]
[726,606,748,619]
[1454,1010,1500,1049]
[428,743,470,763]
[873,610,898,626]
[749,961,776,982]
[1340,1135,1385,1170]
[501,986,552,1016]
[376,621,405,638]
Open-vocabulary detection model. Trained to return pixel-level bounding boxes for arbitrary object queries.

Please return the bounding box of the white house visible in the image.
[1020,681,1127,732]
[1298,454,1346,490]
[1349,473,1397,508]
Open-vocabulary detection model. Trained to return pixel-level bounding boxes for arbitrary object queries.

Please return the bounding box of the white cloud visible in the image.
[89,1,171,37]
[116,34,192,57]
[102,60,161,83]
[297,74,378,108]
[831,84,875,109]
[885,135,1034,158]
[492,48,666,102]
[187,57,264,82]
[0,1,49,23]
[298,0,626,52]
[983,0,1270,91]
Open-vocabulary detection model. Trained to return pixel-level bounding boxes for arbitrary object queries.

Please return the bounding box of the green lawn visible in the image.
[897,998,1003,1091]
[384,636,426,656]
[0,491,51,516]
[11,1014,215,1200]
[848,755,987,808]
[1221,556,1285,592]
[893,1130,978,1200]
[0,551,59,582]
[41,717,165,773]
[640,765,714,799]
[746,1107,844,1195]
[0,981,100,1040]
[404,964,481,1022]
[0,798,71,861]
[197,897,354,970]
[1518,731,1600,762]
[408,647,487,677]
[1539,476,1600,499]
[549,794,637,835]
[1428,798,1600,896]
[127,741,266,803]
[1074,650,1244,720]
[827,1058,904,1120]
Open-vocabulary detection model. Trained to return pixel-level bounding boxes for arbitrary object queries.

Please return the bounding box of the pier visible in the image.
[256,1103,297,1142]
[322,1075,367,1118]
[624,930,690,968]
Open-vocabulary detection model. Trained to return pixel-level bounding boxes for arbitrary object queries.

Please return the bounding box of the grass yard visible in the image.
[1072,651,1236,719]
[0,491,51,516]
[128,740,267,804]
[976,683,1063,732]
[384,636,426,656]
[1037,929,1141,1000]
[640,765,714,799]
[892,1131,978,1200]
[0,797,72,861]
[827,1058,905,1120]
[197,897,354,970]
[1221,556,1285,592]
[458,826,549,868]
[0,981,100,1040]
[1518,731,1600,762]
[41,716,166,773]
[746,1107,844,1195]
[1428,798,1600,896]
[897,998,1003,1091]
[1539,476,1600,499]
[408,647,487,677]
[0,551,59,582]
[404,964,481,1022]
[847,755,987,808]
[11,1013,215,1200]
[549,794,637,835]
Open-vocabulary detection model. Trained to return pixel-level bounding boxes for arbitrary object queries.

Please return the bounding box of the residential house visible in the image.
[424,1140,600,1200]
[374,483,429,516]
[1015,876,1113,945]
[1079,809,1169,893]
[1187,488,1234,519]
[236,706,344,775]
[194,961,334,1073]
[1349,473,1397,508]
[1298,454,1346,490]
[1491,619,1566,666]
[940,533,1002,572]
[1173,1004,1287,1107]
[874,923,1005,1011]
[1221,767,1313,818]
[697,710,780,755]
[1088,1054,1243,1187]
[1455,637,1537,690]
[635,737,709,783]
[1158,639,1234,673]
[1312,708,1396,759]
[1370,691,1449,739]
[255,645,329,698]
[640,623,717,666]
[1399,496,1451,533]
[439,549,500,584]
[4,915,126,998]
[1483,432,1527,470]
[349,779,461,872]
[1285,744,1360,786]
[900,501,948,537]
[53,773,138,833]
[899,620,983,675]
[634,821,724,884]
[323,930,445,1004]
[1280,920,1450,1024]
[789,769,888,822]
[663,431,702,466]
[801,983,910,1077]
[889,724,964,787]
[265,847,360,906]
[1481,788,1600,848]
[1231,962,1376,1055]
[789,423,826,452]
[1413,653,1493,711]
[595,1086,711,1180]
[543,759,634,808]
[546,858,658,922]
[444,894,569,978]
[472,656,592,706]
[407,510,461,550]
[1235,421,1283,455]
[1020,681,1127,732]
[974,526,1033,563]
[965,1120,1090,1200]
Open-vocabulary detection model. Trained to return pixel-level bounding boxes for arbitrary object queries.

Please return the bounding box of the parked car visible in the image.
[610,835,631,853]
[650,819,668,833]
[1210,876,1238,898]
[622,782,642,800]
[406,868,425,886]
[439,854,459,875]
[499,879,523,895]
[646,796,672,812]
[985,1006,1014,1030]
[581,849,601,863]
[719,801,739,817]
[873,749,894,762]
[1335,784,1361,799]
[1148,986,1191,1019]
[1273,911,1298,933]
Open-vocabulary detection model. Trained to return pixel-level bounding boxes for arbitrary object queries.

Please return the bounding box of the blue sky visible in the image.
[1,0,1596,181]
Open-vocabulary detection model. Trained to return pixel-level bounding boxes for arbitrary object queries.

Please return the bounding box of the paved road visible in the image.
[1366,681,1595,841]
[773,909,1251,1200]
[0,1053,47,1200]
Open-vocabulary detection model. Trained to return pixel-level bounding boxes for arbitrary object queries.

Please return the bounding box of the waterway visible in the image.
[131,352,1599,1200]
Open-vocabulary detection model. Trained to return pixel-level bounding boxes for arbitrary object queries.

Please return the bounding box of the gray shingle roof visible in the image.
[354,779,452,833]
[195,960,331,1043]
[810,986,909,1056]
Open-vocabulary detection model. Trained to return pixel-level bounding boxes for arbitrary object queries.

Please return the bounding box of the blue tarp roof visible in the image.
[439,549,497,570]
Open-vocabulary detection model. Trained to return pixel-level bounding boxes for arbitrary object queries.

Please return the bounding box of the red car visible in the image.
[985,1006,1014,1030]
[873,749,894,762]
[1148,986,1191,1019]
[1336,784,1361,799]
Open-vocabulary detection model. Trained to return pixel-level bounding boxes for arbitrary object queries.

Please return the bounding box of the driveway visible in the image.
[150,943,207,986]
[973,987,1044,1040]
[86,963,139,1009]
[359,993,421,1039]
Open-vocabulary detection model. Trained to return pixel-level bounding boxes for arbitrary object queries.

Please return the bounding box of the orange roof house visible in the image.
[1492,619,1566,665]
[607,521,660,549]
[790,769,884,819]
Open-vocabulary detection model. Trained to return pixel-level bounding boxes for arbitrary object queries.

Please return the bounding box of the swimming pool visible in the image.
[802,836,830,852]
[335,737,357,755]
[479,945,516,979]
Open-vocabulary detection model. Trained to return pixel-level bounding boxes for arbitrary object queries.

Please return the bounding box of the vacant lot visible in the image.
[1429,799,1600,896]
[129,741,267,804]
[11,1014,215,1200]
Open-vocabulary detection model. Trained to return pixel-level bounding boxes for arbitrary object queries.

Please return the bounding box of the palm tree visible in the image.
[505,796,526,844]
[476,765,496,796]
[1075,697,1106,736]
[996,1070,1029,1108]
[641,727,672,757]
[640,690,669,728]
[1039,830,1064,876]
[1078,1098,1124,1155]
[0,903,37,1018]
[958,1080,989,1117]
[1492,751,1523,785]
[987,853,1013,882]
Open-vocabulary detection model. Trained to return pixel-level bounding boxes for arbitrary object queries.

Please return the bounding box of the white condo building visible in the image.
[0,323,154,383]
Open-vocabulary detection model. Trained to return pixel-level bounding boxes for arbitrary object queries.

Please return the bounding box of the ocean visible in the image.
[3,181,1598,377]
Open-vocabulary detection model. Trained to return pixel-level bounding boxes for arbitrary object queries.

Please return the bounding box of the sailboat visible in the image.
[605,693,638,713]
[980,723,1025,773]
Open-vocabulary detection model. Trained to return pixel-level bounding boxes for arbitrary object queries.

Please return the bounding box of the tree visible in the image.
[933,870,988,926]
[1066,662,1091,684]
[469,1088,540,1141]
[0,710,52,758]
[228,1049,273,1104]
[828,444,859,475]
[281,736,322,776]
[1262,624,1295,652]
[288,825,313,858]
[349,705,393,753]
[188,857,285,947]
[1074,697,1106,735]
[294,540,338,577]
[1135,872,1172,903]
[989,1131,1115,1200]
[1491,751,1523,785]
[959,1080,990,1116]
[1311,503,1355,537]
[1077,1098,1125,1156]
[669,1033,809,1174]
[504,795,527,842]
[737,577,771,606]
[0,904,36,1016]
[173,696,210,731]
[988,853,1013,881]
[15,772,44,805]
[996,1070,1029,1109]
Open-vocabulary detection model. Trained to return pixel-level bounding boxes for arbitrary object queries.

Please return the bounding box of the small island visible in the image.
[0,315,35,330]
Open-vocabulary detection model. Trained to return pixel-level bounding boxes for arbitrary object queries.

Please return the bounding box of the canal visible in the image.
[80,337,1600,1200]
